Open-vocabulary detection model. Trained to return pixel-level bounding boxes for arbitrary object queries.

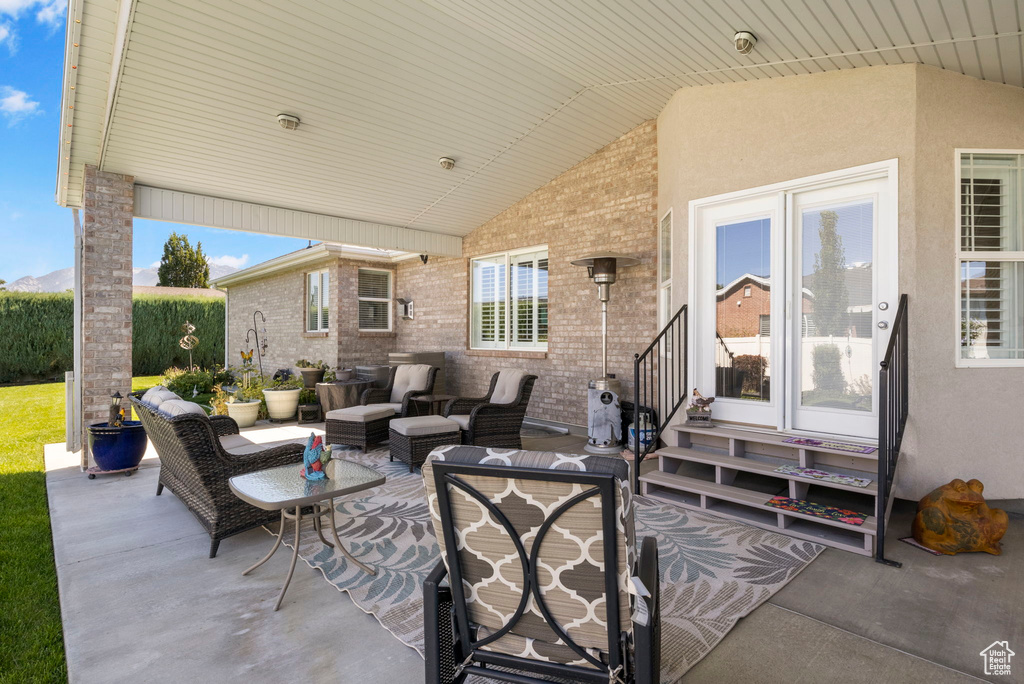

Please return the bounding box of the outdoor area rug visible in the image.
[272,447,824,682]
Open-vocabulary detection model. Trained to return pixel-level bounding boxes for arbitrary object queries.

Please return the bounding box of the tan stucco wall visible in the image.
[658,63,1024,499]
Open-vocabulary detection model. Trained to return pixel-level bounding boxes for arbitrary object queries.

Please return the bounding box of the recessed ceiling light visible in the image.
[277,113,301,130]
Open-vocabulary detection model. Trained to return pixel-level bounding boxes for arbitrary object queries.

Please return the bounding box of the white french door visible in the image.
[690,162,898,439]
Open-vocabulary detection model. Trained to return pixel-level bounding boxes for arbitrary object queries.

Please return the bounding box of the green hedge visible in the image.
[0,292,224,382]
[0,292,75,383]
[132,295,225,375]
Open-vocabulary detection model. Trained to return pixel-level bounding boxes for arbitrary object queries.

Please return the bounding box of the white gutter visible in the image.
[54,0,83,206]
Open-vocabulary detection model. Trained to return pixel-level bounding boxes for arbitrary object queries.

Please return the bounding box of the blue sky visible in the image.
[0,1,306,283]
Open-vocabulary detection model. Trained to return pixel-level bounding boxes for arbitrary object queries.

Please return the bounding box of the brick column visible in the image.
[80,165,134,462]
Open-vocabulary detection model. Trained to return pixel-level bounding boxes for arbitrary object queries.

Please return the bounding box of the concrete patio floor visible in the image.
[46,425,1019,683]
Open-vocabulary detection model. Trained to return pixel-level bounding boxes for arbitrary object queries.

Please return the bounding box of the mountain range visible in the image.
[4,264,239,293]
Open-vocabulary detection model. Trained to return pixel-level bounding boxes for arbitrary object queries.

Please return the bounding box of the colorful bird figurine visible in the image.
[691,388,715,411]
[301,433,326,480]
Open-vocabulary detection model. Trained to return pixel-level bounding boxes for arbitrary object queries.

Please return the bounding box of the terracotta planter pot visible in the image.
[225,400,260,428]
[263,388,301,420]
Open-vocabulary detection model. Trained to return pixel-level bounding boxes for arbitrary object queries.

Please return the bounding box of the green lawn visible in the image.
[0,376,160,683]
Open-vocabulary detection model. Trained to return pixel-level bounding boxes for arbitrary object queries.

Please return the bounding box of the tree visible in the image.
[811,210,848,337]
[0,278,6,291]
[157,233,210,288]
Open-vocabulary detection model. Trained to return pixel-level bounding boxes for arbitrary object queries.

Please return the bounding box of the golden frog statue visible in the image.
[912,479,1008,555]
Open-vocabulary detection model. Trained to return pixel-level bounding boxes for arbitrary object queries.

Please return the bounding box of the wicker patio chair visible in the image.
[359,364,438,417]
[441,370,537,449]
[422,445,660,684]
[130,396,306,558]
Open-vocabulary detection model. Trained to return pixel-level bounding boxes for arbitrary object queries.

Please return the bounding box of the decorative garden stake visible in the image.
[179,320,199,371]
[245,310,267,381]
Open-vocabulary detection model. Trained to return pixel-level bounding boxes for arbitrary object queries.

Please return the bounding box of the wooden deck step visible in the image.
[639,470,877,535]
[657,446,879,496]
[670,424,878,460]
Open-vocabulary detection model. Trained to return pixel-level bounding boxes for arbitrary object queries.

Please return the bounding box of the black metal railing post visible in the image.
[632,304,688,494]
[875,294,908,568]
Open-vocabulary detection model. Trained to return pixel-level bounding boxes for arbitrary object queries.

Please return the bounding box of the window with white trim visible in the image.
[357,269,392,331]
[958,151,1024,365]
[470,247,548,350]
[306,270,329,332]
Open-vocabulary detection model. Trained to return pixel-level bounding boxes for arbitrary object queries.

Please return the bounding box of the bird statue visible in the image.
[300,433,327,481]
[690,388,715,411]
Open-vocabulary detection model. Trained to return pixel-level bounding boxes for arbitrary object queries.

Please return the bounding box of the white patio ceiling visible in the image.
[58,0,1024,253]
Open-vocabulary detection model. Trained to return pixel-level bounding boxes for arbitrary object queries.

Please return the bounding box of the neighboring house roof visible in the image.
[133,286,224,298]
[213,242,410,288]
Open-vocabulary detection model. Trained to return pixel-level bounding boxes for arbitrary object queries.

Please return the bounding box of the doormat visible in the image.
[765,496,868,526]
[782,437,877,454]
[774,465,872,488]
[899,536,944,556]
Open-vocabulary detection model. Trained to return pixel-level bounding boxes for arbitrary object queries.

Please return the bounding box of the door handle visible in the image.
[877,321,889,330]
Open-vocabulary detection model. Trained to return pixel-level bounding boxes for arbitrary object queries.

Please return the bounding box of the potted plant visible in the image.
[87,392,148,476]
[263,375,304,420]
[296,359,330,388]
[215,384,262,428]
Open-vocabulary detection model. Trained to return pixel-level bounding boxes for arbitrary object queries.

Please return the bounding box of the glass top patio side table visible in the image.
[229,458,385,611]
[411,394,457,416]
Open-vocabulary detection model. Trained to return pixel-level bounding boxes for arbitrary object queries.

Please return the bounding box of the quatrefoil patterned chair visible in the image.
[422,445,660,684]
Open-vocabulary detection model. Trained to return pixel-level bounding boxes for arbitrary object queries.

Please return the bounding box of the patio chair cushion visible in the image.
[422,445,634,659]
[390,415,460,437]
[219,433,309,456]
[326,405,395,423]
[447,414,471,430]
[157,399,207,418]
[491,368,527,405]
[142,386,179,408]
[390,364,432,402]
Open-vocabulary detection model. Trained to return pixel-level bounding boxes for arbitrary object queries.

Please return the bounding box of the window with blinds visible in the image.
[959,152,1024,364]
[659,212,673,355]
[306,270,329,332]
[357,269,392,331]
[471,247,548,351]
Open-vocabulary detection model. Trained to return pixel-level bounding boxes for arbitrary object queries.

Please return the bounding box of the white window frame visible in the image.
[955,149,1024,368]
[305,269,330,332]
[469,245,548,351]
[357,268,393,332]
[658,209,673,328]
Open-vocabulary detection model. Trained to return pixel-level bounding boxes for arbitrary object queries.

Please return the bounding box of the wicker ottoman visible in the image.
[388,416,461,473]
[325,405,395,453]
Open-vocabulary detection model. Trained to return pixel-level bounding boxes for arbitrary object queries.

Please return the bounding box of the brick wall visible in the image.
[225,256,396,376]
[396,121,658,426]
[81,165,134,456]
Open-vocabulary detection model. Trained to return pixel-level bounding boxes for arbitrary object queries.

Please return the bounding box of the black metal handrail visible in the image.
[632,304,687,492]
[876,294,908,567]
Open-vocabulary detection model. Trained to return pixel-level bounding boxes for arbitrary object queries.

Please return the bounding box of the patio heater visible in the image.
[570,253,640,454]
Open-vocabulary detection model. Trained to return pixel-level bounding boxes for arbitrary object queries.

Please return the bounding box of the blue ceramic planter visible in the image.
[88,421,148,472]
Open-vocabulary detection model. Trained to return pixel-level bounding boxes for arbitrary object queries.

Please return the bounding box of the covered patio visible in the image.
[51,0,1024,682]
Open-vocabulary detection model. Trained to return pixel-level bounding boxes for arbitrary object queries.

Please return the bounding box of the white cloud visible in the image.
[34,0,63,25]
[148,261,160,269]
[207,254,249,269]
[0,86,40,124]
[0,0,65,28]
